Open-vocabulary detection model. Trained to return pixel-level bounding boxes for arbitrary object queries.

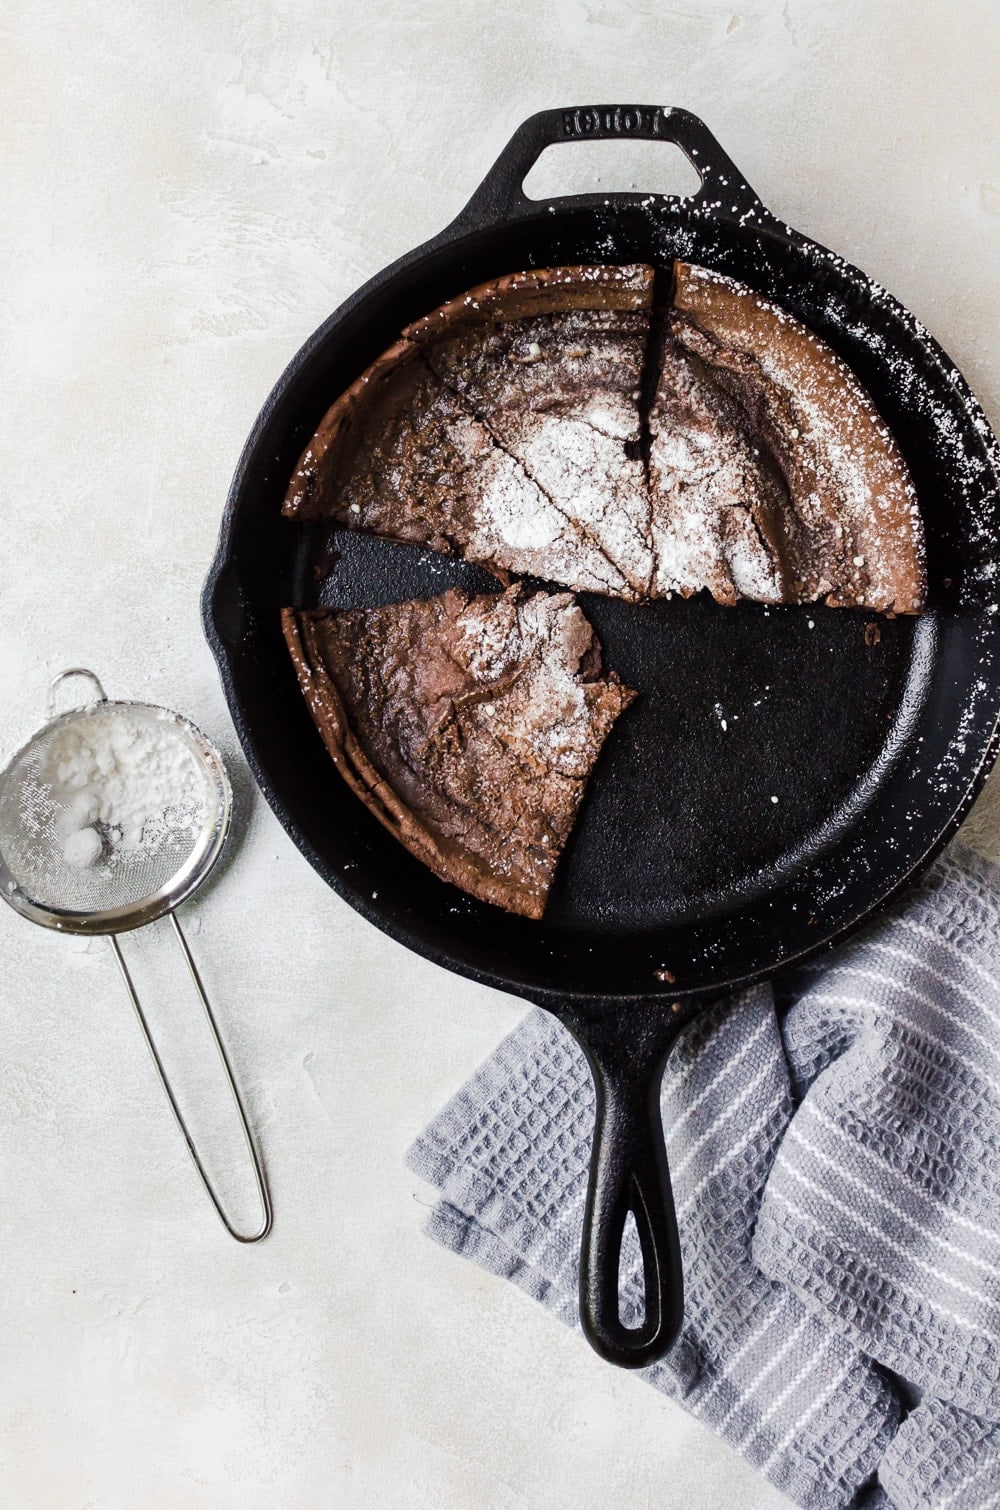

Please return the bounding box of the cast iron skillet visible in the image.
[203,105,1000,1367]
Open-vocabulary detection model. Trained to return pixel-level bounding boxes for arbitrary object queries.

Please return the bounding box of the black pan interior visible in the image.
[206,199,1000,1003]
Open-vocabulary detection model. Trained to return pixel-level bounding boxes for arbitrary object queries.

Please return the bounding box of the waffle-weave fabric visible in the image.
[408,844,1000,1508]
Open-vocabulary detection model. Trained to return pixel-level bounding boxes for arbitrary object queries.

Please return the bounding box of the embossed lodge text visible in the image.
[561,106,668,138]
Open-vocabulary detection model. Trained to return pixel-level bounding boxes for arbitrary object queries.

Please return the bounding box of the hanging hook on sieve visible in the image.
[47,667,108,718]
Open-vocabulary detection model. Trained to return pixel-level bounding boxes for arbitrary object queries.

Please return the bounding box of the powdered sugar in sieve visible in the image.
[0,672,228,930]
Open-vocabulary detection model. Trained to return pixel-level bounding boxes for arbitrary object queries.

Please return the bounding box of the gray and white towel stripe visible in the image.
[758,845,1000,1422]
[408,843,1000,1507]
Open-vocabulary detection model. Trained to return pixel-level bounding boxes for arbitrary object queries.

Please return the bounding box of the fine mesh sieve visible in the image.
[0,669,272,1242]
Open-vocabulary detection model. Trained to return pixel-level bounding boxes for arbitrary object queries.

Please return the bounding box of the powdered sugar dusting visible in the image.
[648,324,784,603]
[418,298,654,595]
[633,261,927,611]
[471,439,627,595]
[454,590,610,778]
[508,415,651,595]
[41,708,210,869]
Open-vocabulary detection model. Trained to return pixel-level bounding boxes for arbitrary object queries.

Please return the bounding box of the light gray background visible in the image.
[1,1,998,1505]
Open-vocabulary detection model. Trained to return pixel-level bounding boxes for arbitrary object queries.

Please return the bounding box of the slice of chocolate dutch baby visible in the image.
[282,587,636,918]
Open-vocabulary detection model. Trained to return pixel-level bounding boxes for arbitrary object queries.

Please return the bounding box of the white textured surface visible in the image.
[1,2,999,1507]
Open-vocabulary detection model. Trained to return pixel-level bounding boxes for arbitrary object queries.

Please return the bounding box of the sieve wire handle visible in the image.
[108,913,272,1243]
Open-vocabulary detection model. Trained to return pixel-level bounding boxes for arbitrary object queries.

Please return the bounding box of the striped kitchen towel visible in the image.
[407,842,1000,1509]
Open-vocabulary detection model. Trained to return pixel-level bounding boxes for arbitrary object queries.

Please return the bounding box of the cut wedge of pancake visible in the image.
[285,266,655,599]
[404,266,655,598]
[282,587,636,919]
[648,263,925,612]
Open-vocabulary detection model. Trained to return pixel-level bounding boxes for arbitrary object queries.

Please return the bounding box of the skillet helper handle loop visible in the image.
[570,1010,686,1368]
[453,104,773,230]
[108,913,272,1244]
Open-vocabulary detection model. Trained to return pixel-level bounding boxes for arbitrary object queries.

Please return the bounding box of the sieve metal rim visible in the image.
[0,697,232,936]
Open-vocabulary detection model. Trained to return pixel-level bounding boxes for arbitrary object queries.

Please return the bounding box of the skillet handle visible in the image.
[562,1002,692,1368]
[453,104,774,231]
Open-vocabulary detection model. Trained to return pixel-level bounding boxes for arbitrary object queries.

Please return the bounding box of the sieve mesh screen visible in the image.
[0,703,223,920]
